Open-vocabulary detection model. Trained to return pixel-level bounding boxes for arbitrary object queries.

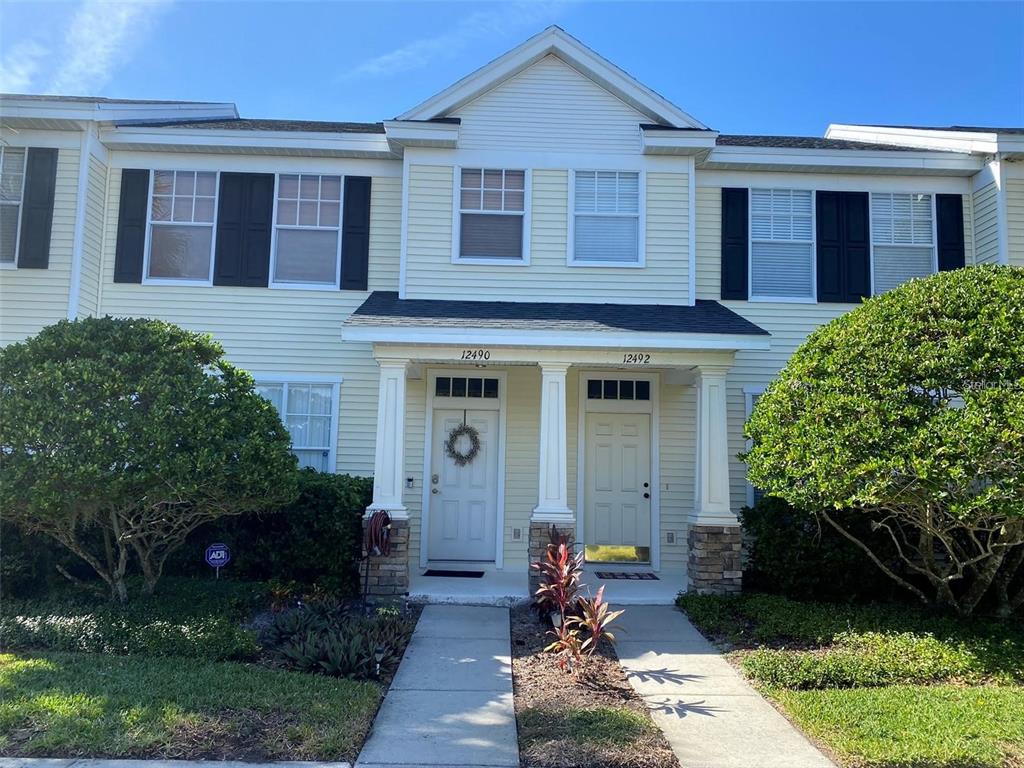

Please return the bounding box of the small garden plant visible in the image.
[531,526,624,672]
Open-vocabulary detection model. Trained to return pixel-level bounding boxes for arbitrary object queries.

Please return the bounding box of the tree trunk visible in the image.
[993,544,1024,618]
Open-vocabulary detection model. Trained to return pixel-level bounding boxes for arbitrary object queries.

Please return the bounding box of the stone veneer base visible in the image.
[361,518,409,596]
[687,524,742,594]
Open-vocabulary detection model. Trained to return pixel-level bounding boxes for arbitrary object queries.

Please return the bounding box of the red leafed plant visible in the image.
[569,585,625,654]
[531,540,584,619]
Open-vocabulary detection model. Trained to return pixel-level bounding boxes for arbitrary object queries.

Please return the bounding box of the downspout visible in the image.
[687,155,697,305]
[995,155,1010,265]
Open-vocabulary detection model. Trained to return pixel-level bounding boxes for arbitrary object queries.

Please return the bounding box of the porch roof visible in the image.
[345,292,769,337]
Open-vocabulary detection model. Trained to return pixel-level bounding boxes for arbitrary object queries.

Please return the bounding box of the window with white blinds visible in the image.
[273,174,342,286]
[871,193,936,295]
[745,388,766,507]
[572,170,641,264]
[255,380,337,472]
[457,168,526,261]
[0,147,26,266]
[750,188,814,300]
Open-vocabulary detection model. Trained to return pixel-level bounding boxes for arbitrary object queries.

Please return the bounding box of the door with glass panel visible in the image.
[255,381,335,471]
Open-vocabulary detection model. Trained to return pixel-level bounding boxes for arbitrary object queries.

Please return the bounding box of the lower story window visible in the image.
[744,387,766,507]
[255,380,337,471]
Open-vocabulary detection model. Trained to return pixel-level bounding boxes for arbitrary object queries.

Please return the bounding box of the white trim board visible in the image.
[420,368,508,570]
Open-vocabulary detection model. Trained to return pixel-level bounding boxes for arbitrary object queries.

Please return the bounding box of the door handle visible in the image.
[431,488,439,495]
[643,492,650,499]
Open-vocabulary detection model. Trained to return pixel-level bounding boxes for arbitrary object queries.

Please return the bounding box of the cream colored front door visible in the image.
[585,412,652,562]
[428,409,499,561]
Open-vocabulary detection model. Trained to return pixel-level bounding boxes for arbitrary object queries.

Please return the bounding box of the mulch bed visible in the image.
[510,604,679,768]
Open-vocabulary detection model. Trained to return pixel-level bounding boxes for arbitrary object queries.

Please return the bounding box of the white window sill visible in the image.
[567,259,645,269]
[0,262,17,270]
[748,295,817,304]
[142,277,214,287]
[269,281,340,291]
[452,256,529,266]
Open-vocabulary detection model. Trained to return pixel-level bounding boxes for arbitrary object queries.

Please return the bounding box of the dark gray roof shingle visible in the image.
[1,93,225,105]
[716,134,938,152]
[346,292,769,336]
[116,117,385,133]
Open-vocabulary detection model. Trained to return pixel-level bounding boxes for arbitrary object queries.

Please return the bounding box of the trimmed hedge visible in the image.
[0,578,264,660]
[169,469,371,594]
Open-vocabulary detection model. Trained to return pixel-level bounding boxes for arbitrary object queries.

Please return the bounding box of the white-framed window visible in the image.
[145,170,218,283]
[255,377,340,472]
[870,192,936,295]
[0,147,27,267]
[744,385,767,508]
[750,188,815,301]
[570,170,643,266]
[272,173,342,288]
[454,168,528,263]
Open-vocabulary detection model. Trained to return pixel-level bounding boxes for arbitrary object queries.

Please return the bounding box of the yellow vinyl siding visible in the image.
[450,55,647,154]
[973,182,1000,265]
[695,186,721,300]
[963,193,975,265]
[99,168,402,476]
[77,151,108,317]
[0,147,79,345]
[404,166,691,304]
[1006,179,1024,267]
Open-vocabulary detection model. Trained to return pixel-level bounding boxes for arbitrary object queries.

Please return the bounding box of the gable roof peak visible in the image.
[397,26,708,129]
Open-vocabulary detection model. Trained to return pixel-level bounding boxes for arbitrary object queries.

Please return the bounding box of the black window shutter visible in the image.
[341,176,371,290]
[720,187,748,300]
[17,148,59,269]
[213,172,275,287]
[936,194,965,271]
[113,169,150,283]
[816,191,869,303]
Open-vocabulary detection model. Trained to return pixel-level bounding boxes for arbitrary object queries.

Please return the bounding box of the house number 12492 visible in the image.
[460,349,490,361]
[623,352,651,364]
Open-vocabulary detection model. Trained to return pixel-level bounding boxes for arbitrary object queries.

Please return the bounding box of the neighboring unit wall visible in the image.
[973,181,1001,265]
[0,135,80,345]
[1006,175,1024,268]
[98,164,402,475]
[403,163,691,304]
[77,150,109,317]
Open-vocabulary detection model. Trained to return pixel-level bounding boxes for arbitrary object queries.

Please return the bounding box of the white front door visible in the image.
[428,409,499,561]
[585,412,652,562]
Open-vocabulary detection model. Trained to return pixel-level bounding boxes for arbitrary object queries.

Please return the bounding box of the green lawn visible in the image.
[772,685,1024,768]
[677,593,1024,768]
[0,651,382,761]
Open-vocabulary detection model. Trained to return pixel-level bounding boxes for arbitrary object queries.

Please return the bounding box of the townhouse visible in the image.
[1,27,1021,602]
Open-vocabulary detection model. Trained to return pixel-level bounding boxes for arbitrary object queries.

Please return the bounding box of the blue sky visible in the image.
[1,1,1021,135]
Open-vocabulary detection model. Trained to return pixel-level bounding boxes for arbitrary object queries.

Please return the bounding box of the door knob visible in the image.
[431,488,439,495]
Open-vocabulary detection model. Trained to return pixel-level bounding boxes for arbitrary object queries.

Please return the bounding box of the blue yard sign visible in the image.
[205,543,231,578]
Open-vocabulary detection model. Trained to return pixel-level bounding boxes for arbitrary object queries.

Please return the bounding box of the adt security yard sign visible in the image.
[205,543,231,578]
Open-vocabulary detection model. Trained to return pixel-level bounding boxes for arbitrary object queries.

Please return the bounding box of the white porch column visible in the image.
[367,358,409,519]
[693,364,736,524]
[532,363,573,523]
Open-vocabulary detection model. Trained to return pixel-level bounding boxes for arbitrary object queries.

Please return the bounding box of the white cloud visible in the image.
[47,0,171,95]
[0,40,49,93]
[347,1,569,79]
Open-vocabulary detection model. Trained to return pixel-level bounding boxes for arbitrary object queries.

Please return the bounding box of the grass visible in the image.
[0,651,382,761]
[518,706,668,768]
[772,685,1024,768]
[677,593,1024,767]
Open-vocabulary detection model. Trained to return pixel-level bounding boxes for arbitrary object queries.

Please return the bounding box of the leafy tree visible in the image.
[0,317,298,602]
[744,266,1024,616]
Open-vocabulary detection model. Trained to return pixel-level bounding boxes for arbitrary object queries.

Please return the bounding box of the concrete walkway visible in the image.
[355,605,518,768]
[615,605,835,768]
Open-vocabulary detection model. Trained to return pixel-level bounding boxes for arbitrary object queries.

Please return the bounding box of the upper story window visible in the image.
[255,379,337,471]
[146,170,218,282]
[572,170,641,265]
[0,147,27,266]
[750,188,814,301]
[273,174,342,287]
[871,193,935,294]
[457,168,526,262]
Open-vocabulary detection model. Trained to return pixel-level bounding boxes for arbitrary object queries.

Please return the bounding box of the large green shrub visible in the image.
[740,497,902,602]
[0,317,299,602]
[171,470,372,594]
[743,266,1024,616]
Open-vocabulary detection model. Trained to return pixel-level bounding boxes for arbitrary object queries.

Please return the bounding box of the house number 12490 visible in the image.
[623,352,651,364]
[460,349,490,361]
